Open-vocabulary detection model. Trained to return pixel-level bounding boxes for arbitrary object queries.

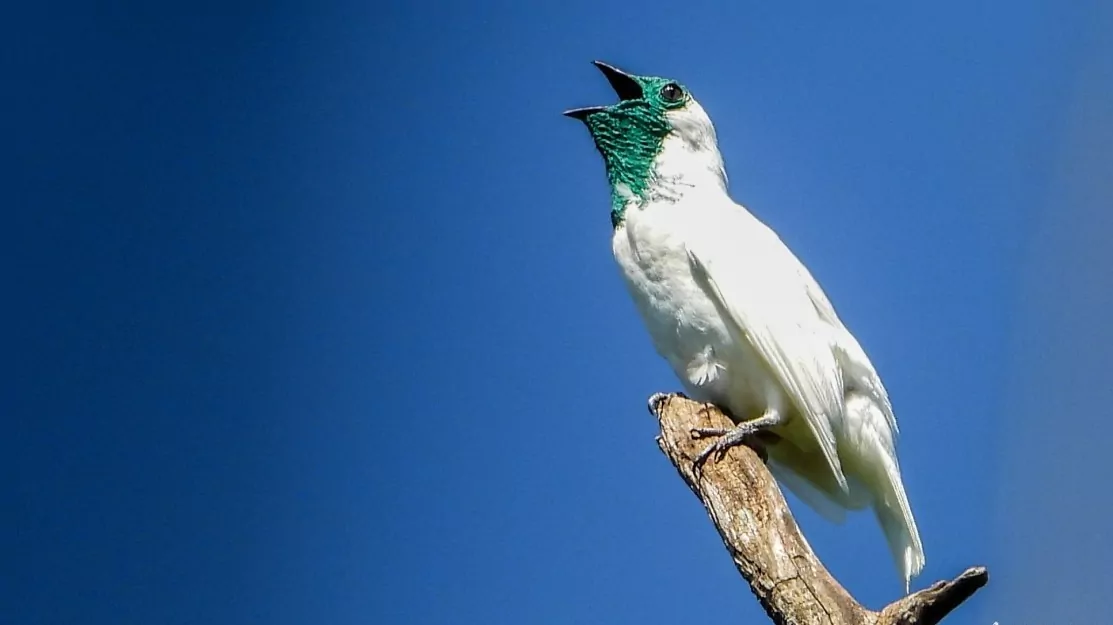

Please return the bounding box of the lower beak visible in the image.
[563,106,606,120]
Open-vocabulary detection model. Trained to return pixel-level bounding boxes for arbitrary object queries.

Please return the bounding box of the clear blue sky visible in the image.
[7,2,1113,624]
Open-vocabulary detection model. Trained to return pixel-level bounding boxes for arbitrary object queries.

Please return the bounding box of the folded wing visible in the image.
[685,211,848,492]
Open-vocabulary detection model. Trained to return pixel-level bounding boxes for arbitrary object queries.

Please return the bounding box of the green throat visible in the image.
[583,100,671,228]
[566,63,690,228]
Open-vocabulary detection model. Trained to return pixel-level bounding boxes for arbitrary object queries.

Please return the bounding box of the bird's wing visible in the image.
[685,212,848,492]
[791,255,899,436]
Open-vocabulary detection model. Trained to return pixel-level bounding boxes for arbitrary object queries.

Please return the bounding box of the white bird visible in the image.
[565,61,925,591]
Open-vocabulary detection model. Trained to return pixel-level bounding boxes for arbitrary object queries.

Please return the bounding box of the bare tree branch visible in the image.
[650,393,987,625]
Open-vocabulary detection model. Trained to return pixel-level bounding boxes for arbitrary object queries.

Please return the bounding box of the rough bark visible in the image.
[650,393,987,625]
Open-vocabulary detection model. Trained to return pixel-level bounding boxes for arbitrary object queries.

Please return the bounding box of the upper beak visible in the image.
[592,61,642,100]
[563,60,643,120]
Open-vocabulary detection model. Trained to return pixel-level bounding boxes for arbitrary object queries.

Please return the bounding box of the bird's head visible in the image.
[565,61,726,227]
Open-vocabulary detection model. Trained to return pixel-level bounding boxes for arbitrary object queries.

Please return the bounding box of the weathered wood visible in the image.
[650,393,987,625]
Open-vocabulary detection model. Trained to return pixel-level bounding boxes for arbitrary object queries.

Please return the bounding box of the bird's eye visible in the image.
[660,82,684,103]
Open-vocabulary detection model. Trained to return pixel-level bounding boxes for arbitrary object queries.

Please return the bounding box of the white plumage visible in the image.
[610,96,925,591]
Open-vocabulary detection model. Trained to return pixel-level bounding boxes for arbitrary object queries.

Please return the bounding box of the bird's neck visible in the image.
[609,135,729,227]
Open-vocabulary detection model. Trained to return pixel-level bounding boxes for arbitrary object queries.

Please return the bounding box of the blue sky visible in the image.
[7,1,1113,623]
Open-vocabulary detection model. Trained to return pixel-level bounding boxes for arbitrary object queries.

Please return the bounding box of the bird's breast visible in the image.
[610,201,764,409]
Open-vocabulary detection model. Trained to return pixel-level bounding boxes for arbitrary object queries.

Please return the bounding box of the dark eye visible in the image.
[660,82,684,103]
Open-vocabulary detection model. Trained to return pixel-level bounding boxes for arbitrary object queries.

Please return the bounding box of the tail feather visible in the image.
[866,429,924,592]
[874,477,925,593]
[765,393,925,591]
[840,394,924,592]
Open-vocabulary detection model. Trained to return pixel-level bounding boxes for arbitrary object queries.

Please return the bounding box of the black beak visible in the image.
[563,60,643,120]
[592,61,642,100]
[562,106,605,120]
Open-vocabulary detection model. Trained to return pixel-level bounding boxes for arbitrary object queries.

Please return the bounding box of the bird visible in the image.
[564,60,925,591]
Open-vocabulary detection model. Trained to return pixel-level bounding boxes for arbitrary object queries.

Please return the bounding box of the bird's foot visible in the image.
[690,410,780,470]
[691,425,755,468]
[647,392,672,417]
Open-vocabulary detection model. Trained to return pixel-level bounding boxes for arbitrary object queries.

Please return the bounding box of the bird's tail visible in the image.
[874,468,924,593]
[849,395,925,592]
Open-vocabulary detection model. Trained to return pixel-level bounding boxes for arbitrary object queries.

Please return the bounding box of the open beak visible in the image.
[563,60,643,120]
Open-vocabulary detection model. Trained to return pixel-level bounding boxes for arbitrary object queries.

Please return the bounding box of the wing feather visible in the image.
[685,220,848,492]
[792,255,899,436]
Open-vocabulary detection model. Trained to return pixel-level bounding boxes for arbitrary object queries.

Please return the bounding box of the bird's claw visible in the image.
[691,424,760,471]
[690,427,729,440]
[647,392,672,417]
